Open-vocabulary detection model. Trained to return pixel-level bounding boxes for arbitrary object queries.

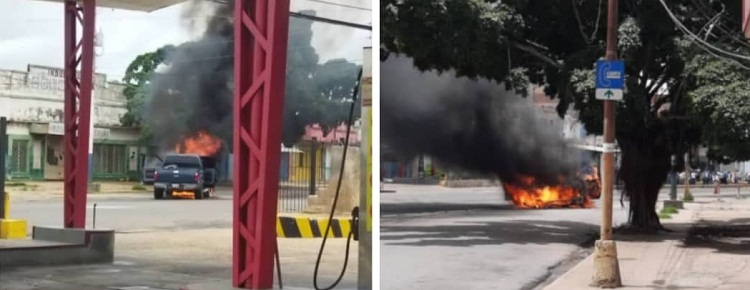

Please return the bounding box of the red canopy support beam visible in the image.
[63,0,95,228]
[233,0,290,288]
[743,0,750,38]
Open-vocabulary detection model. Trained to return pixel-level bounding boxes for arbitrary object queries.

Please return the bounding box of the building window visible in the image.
[94,144,127,174]
[10,140,29,173]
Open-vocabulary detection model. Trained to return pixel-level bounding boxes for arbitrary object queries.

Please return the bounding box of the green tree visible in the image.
[120,45,175,144]
[282,15,362,146]
[382,0,750,232]
[314,59,362,132]
[686,54,750,163]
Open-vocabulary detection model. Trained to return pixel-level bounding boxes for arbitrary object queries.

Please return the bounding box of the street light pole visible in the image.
[591,0,623,287]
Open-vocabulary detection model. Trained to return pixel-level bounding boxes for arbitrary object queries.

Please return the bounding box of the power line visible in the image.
[657,0,750,63]
[685,0,750,49]
[290,11,371,30]
[302,0,370,12]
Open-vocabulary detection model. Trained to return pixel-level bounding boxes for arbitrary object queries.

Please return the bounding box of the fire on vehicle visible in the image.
[502,163,601,209]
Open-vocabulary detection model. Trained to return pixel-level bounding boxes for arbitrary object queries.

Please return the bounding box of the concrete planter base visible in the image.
[0,226,115,268]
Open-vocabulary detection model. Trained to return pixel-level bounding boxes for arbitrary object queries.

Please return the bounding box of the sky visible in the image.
[0,0,372,82]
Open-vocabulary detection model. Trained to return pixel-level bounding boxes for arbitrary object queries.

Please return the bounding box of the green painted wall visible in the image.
[91,139,140,181]
[5,134,141,182]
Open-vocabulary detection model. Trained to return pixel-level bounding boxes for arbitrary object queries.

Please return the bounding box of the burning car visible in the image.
[502,165,601,209]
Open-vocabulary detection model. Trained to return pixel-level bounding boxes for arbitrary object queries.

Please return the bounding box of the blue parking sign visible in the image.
[595,60,624,89]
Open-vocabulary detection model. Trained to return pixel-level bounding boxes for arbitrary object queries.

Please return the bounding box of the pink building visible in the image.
[300,123,360,145]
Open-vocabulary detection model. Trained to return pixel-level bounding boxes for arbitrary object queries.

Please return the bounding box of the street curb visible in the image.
[277,216,352,238]
[541,251,594,290]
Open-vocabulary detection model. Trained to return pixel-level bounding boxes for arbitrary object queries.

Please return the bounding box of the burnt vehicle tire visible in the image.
[154,189,165,200]
[194,189,204,200]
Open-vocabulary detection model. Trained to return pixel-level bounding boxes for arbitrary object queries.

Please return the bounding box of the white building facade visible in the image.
[1,64,141,181]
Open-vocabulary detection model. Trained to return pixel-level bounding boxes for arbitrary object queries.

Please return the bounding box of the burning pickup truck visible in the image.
[153,154,217,200]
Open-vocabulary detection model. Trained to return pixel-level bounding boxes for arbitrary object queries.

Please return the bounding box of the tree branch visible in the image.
[511,41,563,69]
[570,0,591,43]
[590,0,603,40]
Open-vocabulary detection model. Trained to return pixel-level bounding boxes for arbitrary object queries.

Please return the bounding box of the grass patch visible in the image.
[5,182,26,187]
[660,206,679,214]
[658,213,673,219]
[132,185,147,191]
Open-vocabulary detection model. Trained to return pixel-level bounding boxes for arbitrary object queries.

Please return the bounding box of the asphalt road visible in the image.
[5,189,359,289]
[379,184,738,290]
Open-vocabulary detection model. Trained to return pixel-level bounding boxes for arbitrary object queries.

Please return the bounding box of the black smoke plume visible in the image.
[141,0,360,154]
[381,55,580,185]
[143,1,234,153]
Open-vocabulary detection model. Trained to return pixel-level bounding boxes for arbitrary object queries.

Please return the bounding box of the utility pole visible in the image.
[670,155,678,200]
[591,0,623,287]
[89,28,103,188]
[665,154,684,209]
[683,152,694,201]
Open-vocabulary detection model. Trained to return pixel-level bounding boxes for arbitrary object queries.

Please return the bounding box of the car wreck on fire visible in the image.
[502,164,602,209]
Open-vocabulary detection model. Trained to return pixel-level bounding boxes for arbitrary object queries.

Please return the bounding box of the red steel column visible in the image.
[63,0,95,228]
[233,0,290,288]
[743,0,749,38]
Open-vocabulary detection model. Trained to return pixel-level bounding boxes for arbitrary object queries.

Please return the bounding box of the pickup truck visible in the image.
[152,154,217,200]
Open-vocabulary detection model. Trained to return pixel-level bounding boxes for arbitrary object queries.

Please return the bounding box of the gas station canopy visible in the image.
[35,0,188,12]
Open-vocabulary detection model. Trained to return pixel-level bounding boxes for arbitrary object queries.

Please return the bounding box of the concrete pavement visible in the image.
[544,196,750,290]
[1,182,361,289]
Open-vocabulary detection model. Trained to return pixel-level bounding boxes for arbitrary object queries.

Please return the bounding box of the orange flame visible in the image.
[174,131,222,156]
[171,190,195,199]
[503,176,594,209]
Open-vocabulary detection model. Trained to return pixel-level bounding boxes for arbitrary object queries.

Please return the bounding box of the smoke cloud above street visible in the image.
[139,0,365,154]
[142,0,233,152]
[381,54,580,185]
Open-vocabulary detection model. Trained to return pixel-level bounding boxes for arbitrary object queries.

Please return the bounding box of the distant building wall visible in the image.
[1,64,141,181]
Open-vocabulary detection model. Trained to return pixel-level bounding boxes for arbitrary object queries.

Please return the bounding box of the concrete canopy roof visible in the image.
[34,0,188,12]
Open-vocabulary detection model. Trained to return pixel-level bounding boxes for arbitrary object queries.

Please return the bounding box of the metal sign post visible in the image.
[591,0,623,287]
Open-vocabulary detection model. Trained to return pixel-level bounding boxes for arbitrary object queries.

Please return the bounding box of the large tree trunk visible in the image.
[618,138,671,233]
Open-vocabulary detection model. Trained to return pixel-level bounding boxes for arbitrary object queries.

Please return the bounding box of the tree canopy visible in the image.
[120,45,175,144]
[382,0,750,232]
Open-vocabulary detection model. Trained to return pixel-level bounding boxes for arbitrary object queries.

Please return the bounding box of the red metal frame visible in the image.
[63,0,95,229]
[233,0,290,288]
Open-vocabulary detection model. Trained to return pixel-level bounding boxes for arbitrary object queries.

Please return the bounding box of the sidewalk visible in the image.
[544,197,750,290]
[5,181,147,195]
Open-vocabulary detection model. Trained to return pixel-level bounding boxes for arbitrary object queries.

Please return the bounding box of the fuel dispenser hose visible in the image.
[312,67,363,290]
